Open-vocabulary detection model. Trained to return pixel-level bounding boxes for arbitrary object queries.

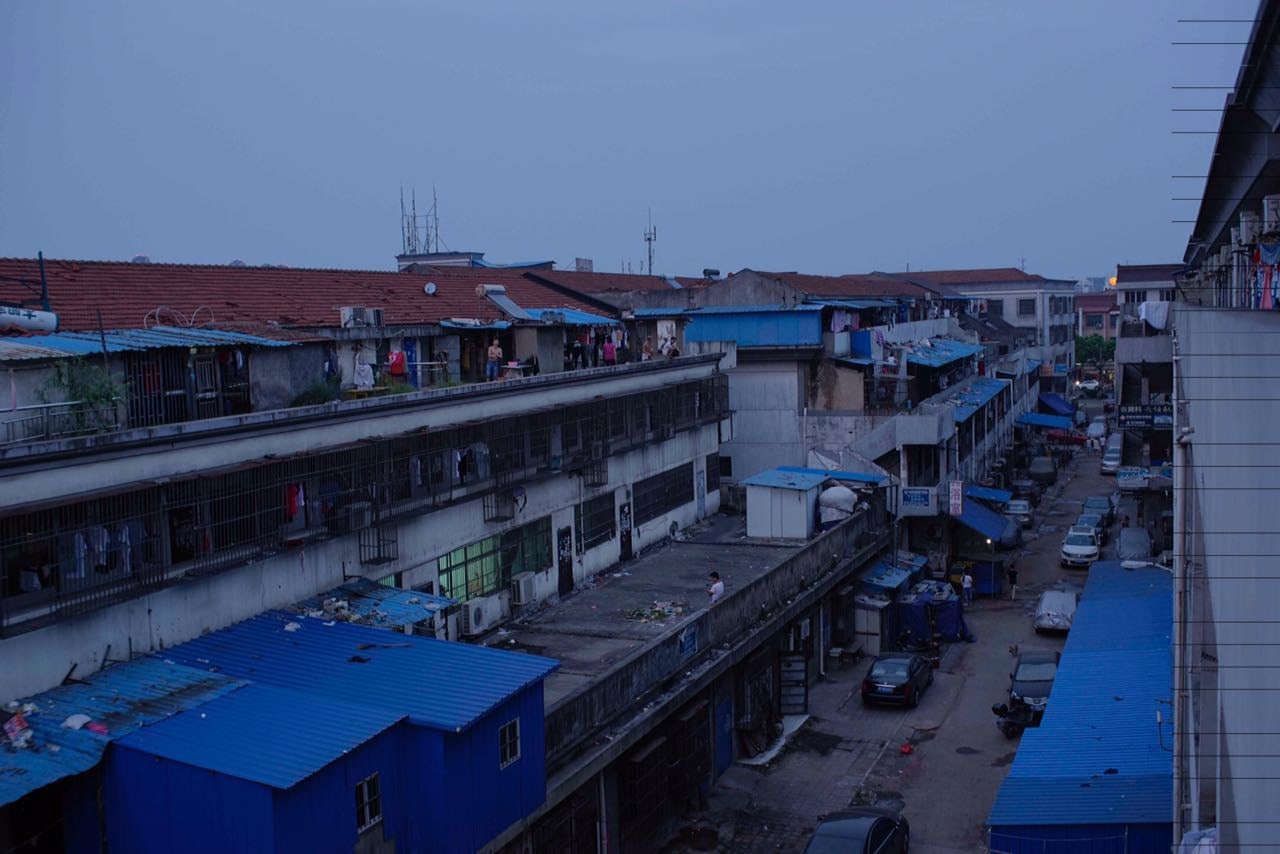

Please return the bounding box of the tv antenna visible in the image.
[400,186,445,255]
[644,209,657,275]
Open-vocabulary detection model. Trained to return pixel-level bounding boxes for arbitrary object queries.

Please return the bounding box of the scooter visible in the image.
[991,702,1033,739]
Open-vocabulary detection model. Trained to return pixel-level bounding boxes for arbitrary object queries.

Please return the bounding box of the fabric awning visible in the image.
[954,496,1016,544]
[1017,412,1072,430]
[965,484,1012,504]
[1038,392,1075,417]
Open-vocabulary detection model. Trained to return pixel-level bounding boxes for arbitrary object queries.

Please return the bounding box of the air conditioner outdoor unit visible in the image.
[511,571,537,606]
[340,306,385,328]
[461,600,489,636]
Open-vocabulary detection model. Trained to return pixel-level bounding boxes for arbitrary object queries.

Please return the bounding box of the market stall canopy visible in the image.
[1038,392,1075,417]
[965,484,1012,505]
[1017,412,1073,431]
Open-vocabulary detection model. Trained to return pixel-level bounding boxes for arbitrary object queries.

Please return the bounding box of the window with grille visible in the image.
[499,719,521,768]
[575,494,616,553]
[1086,314,1104,329]
[987,299,1003,317]
[1017,298,1036,317]
[705,454,721,493]
[437,517,552,601]
[355,773,382,832]
[633,463,694,525]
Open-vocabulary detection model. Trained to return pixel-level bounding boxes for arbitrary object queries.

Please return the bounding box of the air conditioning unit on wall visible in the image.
[460,593,505,637]
[340,306,385,328]
[511,571,537,606]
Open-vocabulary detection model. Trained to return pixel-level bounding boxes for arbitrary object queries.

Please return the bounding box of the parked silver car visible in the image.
[1034,590,1079,633]
[1115,527,1154,561]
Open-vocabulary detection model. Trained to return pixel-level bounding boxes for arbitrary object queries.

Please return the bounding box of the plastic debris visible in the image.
[61,714,92,731]
[283,622,302,632]
[4,712,33,748]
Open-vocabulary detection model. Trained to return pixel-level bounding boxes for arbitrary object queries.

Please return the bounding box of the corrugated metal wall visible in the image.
[988,822,1172,854]
[684,311,823,347]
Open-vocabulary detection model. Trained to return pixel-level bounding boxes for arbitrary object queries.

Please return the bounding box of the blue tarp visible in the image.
[776,464,887,485]
[892,589,974,644]
[859,562,912,593]
[1038,392,1075,417]
[965,484,1012,504]
[1017,412,1072,430]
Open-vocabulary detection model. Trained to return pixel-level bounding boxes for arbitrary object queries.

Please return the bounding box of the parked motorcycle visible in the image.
[898,630,942,669]
[991,702,1033,739]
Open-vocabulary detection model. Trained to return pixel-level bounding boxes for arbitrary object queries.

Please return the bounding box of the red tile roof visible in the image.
[1115,264,1183,284]
[896,267,1051,285]
[0,258,614,333]
[745,270,929,298]
[1074,292,1118,312]
[528,269,676,294]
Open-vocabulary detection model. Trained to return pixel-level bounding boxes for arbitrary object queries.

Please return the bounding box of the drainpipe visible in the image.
[1172,329,1190,839]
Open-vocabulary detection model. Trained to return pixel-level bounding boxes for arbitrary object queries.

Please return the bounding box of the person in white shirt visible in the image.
[962,571,975,603]
[707,571,724,605]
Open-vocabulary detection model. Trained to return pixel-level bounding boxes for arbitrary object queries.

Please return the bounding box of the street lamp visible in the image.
[986,537,995,589]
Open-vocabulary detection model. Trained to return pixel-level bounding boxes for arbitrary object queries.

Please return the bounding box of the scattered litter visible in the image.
[623,601,688,622]
[4,712,33,748]
[21,703,36,715]
[283,621,302,632]
[348,655,372,664]
[61,714,92,731]
[899,743,914,755]
[407,596,421,605]
[323,621,336,627]
[84,722,108,735]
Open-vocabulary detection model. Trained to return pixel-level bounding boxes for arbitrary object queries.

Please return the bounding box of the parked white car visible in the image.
[1087,418,1107,441]
[1060,530,1099,569]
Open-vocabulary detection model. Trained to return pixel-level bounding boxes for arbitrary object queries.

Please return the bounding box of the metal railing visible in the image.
[1,399,122,446]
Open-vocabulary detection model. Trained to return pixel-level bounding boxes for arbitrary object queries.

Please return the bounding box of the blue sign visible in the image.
[1053,363,1069,376]
[678,625,699,661]
[902,488,931,507]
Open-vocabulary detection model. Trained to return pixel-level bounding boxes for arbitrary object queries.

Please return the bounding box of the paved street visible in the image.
[666,401,1123,852]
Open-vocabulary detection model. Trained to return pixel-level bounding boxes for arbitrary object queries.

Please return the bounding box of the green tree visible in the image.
[1074,334,1114,368]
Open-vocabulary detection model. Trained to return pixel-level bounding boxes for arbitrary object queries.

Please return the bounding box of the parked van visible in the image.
[1100,434,1123,474]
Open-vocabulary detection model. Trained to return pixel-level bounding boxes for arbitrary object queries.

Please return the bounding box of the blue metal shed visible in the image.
[161,612,559,853]
[987,562,1172,853]
[683,306,823,347]
[106,683,407,854]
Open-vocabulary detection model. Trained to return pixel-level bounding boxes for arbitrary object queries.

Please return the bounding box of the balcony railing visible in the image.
[1,400,122,446]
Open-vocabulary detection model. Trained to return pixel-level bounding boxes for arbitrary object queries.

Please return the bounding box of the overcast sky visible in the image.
[0,1,1250,279]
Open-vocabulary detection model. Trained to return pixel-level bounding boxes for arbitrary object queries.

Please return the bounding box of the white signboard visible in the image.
[948,481,965,516]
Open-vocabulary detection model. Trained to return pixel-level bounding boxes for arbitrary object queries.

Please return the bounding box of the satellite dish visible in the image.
[424,282,437,296]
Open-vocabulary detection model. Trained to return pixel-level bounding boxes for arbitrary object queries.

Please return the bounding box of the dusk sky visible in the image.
[0,2,1249,279]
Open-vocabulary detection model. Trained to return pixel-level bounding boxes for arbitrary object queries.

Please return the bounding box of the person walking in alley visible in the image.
[707,571,724,605]
[1007,566,1019,601]
[962,570,975,604]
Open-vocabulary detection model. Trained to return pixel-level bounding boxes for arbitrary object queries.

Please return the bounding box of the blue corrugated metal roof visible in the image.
[741,468,827,491]
[0,659,244,807]
[1017,412,1073,430]
[1039,392,1075,416]
[904,338,982,368]
[690,304,823,314]
[0,326,294,361]
[117,683,404,790]
[161,612,559,733]
[806,298,898,309]
[292,579,454,630]
[526,307,619,326]
[988,562,1173,828]
[859,562,911,592]
[1026,359,1042,374]
[833,355,875,367]
[953,495,1015,543]
[965,483,1013,504]
[684,308,823,347]
[776,465,887,485]
[631,307,688,318]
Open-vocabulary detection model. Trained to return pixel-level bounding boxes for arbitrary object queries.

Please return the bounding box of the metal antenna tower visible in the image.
[644,210,657,275]
[400,187,445,255]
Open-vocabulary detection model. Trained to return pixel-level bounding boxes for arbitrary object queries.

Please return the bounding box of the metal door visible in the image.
[779,652,808,715]
[619,502,633,561]
[714,696,734,777]
[557,526,574,596]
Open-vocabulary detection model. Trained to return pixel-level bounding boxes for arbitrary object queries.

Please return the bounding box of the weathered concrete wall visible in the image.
[721,360,803,479]
[807,362,863,411]
[249,344,327,410]
[542,500,889,769]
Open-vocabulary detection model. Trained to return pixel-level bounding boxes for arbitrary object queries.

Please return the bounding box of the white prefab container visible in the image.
[741,468,827,540]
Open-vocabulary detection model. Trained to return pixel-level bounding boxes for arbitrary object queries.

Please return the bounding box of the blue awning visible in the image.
[1038,392,1075,417]
[1025,359,1042,375]
[526,307,619,326]
[777,465,887,485]
[1017,412,1072,430]
[965,484,1012,504]
[954,496,1015,544]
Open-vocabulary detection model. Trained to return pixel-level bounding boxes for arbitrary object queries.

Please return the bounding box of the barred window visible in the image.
[575,494,616,553]
[705,454,721,493]
[355,773,382,832]
[438,517,552,601]
[633,463,694,525]
[499,719,521,769]
[1017,298,1036,317]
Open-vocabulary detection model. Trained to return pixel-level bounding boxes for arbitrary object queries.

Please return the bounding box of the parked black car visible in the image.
[1082,495,1115,527]
[1009,649,1061,723]
[861,653,933,708]
[1010,478,1043,507]
[803,806,910,854]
